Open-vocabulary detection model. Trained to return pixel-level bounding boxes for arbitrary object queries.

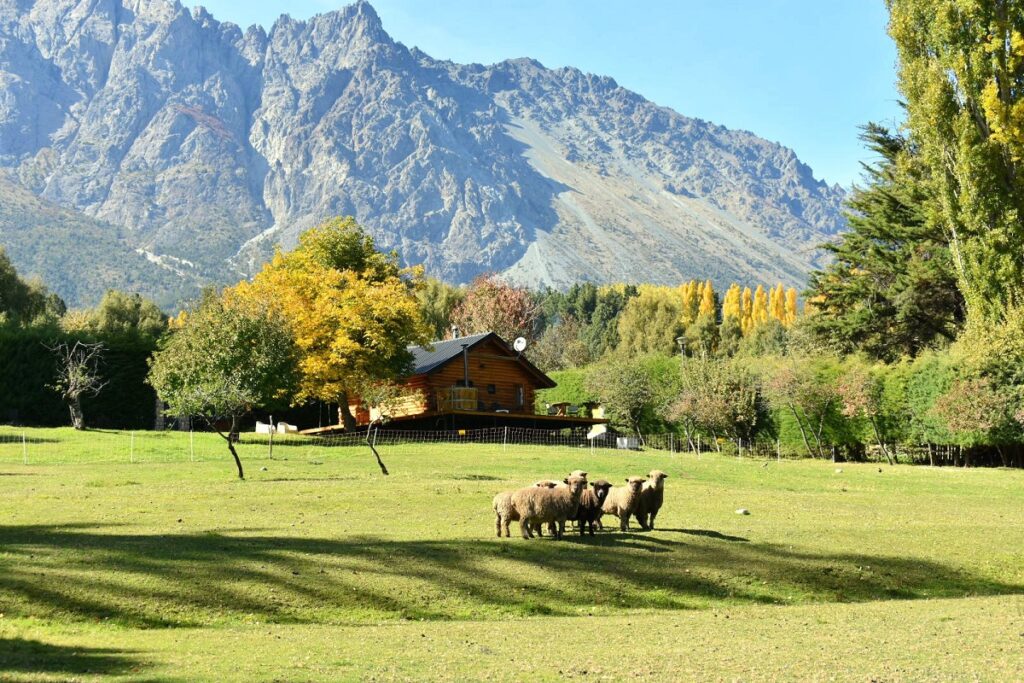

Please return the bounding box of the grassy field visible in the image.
[0,427,1021,681]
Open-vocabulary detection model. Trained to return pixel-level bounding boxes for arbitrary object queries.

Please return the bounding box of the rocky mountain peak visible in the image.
[0,0,846,306]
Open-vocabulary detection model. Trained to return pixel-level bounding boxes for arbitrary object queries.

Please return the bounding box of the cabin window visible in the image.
[487,384,496,394]
[515,385,525,408]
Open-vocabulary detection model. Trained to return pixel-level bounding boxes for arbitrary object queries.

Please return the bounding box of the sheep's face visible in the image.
[592,480,612,502]
[534,480,559,488]
[564,475,587,496]
[569,469,588,480]
[625,476,645,493]
[647,470,668,489]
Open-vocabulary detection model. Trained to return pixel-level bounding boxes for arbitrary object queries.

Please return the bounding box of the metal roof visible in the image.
[408,332,491,375]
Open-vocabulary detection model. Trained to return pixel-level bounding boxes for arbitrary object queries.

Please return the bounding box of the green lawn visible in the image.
[0,427,1021,681]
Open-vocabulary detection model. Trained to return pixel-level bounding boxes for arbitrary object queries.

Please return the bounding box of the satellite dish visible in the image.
[513,337,528,353]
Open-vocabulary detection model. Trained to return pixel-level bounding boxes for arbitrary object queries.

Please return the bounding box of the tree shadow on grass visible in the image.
[0,523,1019,629]
[655,528,750,542]
[0,637,145,677]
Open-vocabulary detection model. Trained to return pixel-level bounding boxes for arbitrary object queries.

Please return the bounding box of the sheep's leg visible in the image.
[495,514,502,538]
[620,514,629,531]
[547,522,557,536]
[556,520,565,539]
[649,512,657,530]
[520,518,533,539]
[503,518,512,537]
[634,511,650,531]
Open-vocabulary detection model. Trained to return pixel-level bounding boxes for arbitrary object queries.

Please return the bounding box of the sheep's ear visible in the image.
[563,478,569,484]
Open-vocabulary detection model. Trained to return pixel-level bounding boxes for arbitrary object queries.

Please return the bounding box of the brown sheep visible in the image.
[633,470,668,530]
[601,476,645,531]
[494,483,555,537]
[573,479,612,536]
[511,475,588,539]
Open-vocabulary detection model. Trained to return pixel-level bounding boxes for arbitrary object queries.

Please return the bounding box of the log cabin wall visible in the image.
[425,339,538,414]
[349,337,545,425]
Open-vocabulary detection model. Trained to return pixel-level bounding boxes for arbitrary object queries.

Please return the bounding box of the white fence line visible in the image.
[0,426,718,467]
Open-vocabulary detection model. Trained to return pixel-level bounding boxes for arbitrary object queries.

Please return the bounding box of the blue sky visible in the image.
[198,0,902,188]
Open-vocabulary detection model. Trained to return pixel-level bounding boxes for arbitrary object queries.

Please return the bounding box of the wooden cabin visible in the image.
[326,331,607,432]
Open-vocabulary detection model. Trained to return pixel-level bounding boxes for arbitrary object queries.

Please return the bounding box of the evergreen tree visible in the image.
[806,124,964,360]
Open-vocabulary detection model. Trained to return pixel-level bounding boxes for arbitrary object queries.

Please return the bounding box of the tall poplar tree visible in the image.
[889,0,1024,322]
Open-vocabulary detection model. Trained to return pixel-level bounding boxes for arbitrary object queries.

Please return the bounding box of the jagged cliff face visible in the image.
[0,0,846,298]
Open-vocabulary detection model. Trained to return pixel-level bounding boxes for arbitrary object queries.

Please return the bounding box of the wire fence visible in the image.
[0,426,725,467]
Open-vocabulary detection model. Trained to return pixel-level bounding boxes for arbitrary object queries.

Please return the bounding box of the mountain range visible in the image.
[0,0,847,307]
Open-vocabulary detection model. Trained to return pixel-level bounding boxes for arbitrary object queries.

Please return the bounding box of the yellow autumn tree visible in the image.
[784,287,799,325]
[678,280,700,328]
[618,285,684,355]
[699,279,716,318]
[769,283,786,323]
[741,286,754,334]
[752,285,769,328]
[232,217,431,430]
[721,284,742,321]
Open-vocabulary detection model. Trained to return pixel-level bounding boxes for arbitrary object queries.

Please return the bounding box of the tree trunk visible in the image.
[682,423,696,453]
[365,421,390,476]
[995,444,1009,468]
[789,405,815,458]
[338,393,358,431]
[928,443,935,467]
[870,418,894,466]
[207,417,245,480]
[811,399,831,459]
[69,397,85,430]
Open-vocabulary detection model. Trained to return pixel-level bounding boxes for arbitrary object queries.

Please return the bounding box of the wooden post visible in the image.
[776,438,781,461]
[268,415,274,460]
[190,428,194,463]
[130,432,135,463]
[503,426,508,453]
[21,432,27,465]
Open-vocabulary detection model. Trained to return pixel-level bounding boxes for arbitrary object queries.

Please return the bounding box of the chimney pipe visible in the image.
[461,343,470,388]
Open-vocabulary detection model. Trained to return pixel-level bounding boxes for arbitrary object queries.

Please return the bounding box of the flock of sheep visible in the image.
[492,469,669,539]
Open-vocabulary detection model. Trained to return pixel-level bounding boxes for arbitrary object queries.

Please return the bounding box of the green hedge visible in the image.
[0,328,158,429]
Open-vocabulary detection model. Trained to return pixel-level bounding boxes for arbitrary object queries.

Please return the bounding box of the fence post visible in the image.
[268,420,274,460]
[777,438,781,461]
[21,432,27,465]
[189,428,195,463]
[503,426,508,453]
[697,435,701,457]
[130,431,135,463]
[669,433,674,453]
